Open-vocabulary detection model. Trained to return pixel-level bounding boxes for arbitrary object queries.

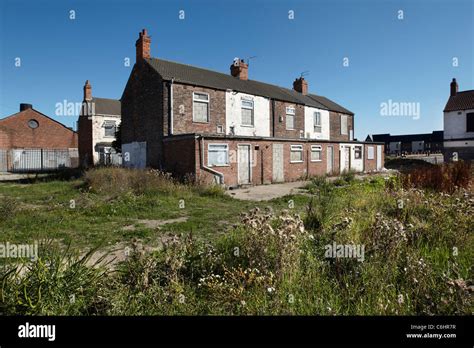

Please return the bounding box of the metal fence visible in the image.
[0,148,79,173]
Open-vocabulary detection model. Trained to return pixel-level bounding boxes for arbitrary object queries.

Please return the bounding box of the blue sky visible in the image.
[0,0,473,139]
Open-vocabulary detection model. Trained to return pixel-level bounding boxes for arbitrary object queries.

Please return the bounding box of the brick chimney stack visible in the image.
[230,58,248,80]
[293,77,308,95]
[84,80,92,101]
[450,78,458,97]
[136,29,151,63]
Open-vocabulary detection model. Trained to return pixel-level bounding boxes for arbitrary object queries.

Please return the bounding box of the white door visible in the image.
[272,144,284,182]
[340,146,350,173]
[326,146,334,174]
[238,145,251,185]
[376,145,382,170]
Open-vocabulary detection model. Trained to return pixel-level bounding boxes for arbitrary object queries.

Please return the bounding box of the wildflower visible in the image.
[267,287,275,294]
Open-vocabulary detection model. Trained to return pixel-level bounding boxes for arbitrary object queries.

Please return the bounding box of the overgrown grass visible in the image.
[0,167,472,315]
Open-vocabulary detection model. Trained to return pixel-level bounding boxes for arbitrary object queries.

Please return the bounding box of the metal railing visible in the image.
[0,148,79,173]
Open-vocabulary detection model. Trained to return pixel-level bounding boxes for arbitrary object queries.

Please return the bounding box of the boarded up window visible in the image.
[193,92,209,122]
[290,145,303,162]
[208,144,228,166]
[286,106,295,130]
[367,146,375,160]
[311,145,322,161]
[340,114,348,135]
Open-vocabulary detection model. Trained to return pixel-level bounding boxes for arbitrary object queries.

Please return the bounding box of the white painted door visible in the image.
[326,146,334,174]
[376,145,382,170]
[272,144,284,182]
[341,146,350,173]
[238,145,251,185]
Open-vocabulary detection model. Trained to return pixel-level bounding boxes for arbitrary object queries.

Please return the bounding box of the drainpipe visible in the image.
[271,98,276,138]
[199,135,224,185]
[169,78,175,135]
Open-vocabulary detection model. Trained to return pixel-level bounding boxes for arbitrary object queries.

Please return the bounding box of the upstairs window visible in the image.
[314,112,322,133]
[340,114,348,135]
[241,99,254,126]
[208,144,229,166]
[104,120,117,137]
[193,92,210,123]
[286,106,295,130]
[467,113,474,132]
[290,144,303,163]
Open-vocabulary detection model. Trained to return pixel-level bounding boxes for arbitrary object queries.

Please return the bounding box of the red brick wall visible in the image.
[78,116,92,167]
[0,109,77,149]
[195,138,344,187]
[364,144,385,172]
[329,111,354,141]
[172,84,226,135]
[273,101,305,139]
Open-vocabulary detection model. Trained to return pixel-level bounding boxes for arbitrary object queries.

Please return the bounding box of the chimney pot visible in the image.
[450,78,458,97]
[20,103,32,112]
[230,58,248,80]
[293,77,308,95]
[84,80,92,101]
[136,28,151,63]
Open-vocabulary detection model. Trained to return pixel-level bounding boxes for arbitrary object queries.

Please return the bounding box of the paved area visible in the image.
[226,181,311,201]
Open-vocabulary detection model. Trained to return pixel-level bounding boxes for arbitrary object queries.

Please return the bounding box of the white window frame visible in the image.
[354,145,363,159]
[314,112,322,133]
[241,98,254,127]
[340,114,348,135]
[310,145,323,162]
[367,146,375,160]
[290,144,304,163]
[207,143,229,167]
[193,92,210,123]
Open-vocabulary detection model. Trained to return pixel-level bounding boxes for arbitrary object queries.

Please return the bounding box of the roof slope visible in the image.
[444,90,474,112]
[92,97,121,116]
[146,58,352,114]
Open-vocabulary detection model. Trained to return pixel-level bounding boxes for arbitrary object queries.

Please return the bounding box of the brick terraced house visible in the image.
[121,29,384,186]
[77,80,122,167]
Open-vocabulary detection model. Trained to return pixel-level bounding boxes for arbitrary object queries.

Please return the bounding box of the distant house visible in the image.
[0,104,78,172]
[77,80,121,167]
[443,78,474,161]
[366,131,443,155]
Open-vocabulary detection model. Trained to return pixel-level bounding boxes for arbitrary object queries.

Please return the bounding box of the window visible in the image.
[286,106,295,130]
[290,144,303,163]
[193,92,209,123]
[367,146,374,160]
[340,114,348,135]
[467,113,474,132]
[28,119,39,129]
[311,145,322,162]
[241,99,254,126]
[355,146,362,159]
[208,144,229,166]
[314,112,322,133]
[104,121,117,137]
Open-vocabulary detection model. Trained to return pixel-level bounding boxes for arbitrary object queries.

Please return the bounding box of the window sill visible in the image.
[310,160,322,162]
[208,164,230,167]
[290,161,304,164]
[240,124,255,128]
[193,121,210,124]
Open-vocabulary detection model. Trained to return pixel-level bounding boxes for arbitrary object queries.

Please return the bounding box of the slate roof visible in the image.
[444,90,474,112]
[146,58,353,114]
[92,97,121,116]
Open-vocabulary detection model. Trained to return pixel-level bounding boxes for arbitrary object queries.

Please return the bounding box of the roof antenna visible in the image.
[246,56,257,66]
[300,70,310,78]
